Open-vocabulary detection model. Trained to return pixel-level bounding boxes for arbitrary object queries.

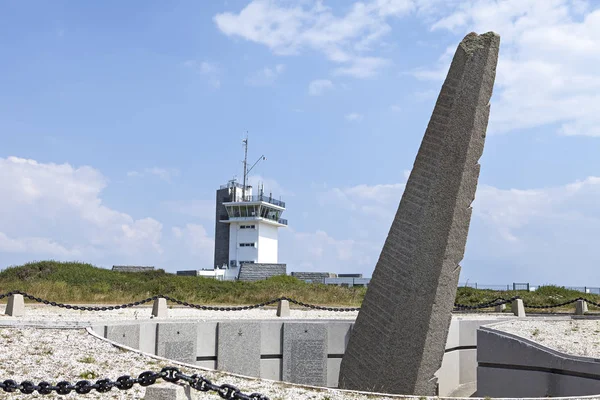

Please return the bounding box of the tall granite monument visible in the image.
[338,32,500,395]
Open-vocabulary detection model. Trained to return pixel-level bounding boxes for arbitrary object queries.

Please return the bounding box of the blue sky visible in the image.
[2,0,600,286]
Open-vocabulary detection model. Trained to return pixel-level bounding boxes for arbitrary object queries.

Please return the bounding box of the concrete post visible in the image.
[277,299,290,317]
[5,294,25,317]
[494,303,506,312]
[144,384,189,399]
[152,298,167,318]
[575,299,588,315]
[512,299,525,317]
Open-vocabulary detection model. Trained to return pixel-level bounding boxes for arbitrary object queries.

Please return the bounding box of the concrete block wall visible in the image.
[290,272,336,282]
[477,324,600,397]
[92,317,503,393]
[237,263,286,281]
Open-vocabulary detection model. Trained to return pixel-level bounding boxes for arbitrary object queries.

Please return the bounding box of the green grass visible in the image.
[455,285,600,312]
[0,260,365,306]
[0,261,598,311]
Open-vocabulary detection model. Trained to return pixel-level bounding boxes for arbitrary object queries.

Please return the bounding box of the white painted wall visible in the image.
[257,223,278,263]
[229,223,258,265]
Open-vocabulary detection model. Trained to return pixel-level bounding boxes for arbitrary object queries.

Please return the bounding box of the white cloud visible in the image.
[316,174,600,284]
[345,112,364,122]
[213,0,412,78]
[245,64,285,86]
[280,228,378,273]
[171,224,214,259]
[415,0,600,137]
[308,79,334,96]
[127,167,180,182]
[165,200,215,220]
[0,156,213,270]
[247,174,295,197]
[0,157,164,263]
[390,104,402,112]
[333,56,391,78]
[183,60,221,88]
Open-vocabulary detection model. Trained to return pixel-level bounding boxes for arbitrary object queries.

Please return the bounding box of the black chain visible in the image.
[5,290,599,312]
[3,290,155,311]
[454,296,600,310]
[523,297,600,309]
[1,291,360,312]
[0,367,268,399]
[454,296,519,310]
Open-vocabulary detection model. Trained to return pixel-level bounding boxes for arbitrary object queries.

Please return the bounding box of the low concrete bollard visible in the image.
[495,303,506,312]
[277,299,290,317]
[144,384,191,399]
[512,299,525,317]
[152,298,168,318]
[5,294,25,317]
[575,299,588,315]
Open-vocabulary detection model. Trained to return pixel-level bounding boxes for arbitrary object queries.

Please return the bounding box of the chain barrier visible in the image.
[523,297,600,309]
[455,296,600,310]
[4,290,600,312]
[0,367,268,399]
[454,296,519,310]
[1,291,360,312]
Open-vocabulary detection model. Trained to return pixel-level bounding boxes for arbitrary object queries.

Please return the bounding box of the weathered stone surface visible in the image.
[217,322,261,377]
[282,323,327,386]
[5,294,25,317]
[237,263,286,281]
[106,324,140,349]
[156,323,197,364]
[495,303,506,312]
[338,32,500,396]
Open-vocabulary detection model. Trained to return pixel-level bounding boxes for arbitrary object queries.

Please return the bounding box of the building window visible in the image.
[239,242,256,247]
[240,225,256,229]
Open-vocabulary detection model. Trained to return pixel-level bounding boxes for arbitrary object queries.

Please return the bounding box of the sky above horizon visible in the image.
[2,0,600,286]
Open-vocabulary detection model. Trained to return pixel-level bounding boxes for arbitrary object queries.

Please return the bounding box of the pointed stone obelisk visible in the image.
[338,32,500,396]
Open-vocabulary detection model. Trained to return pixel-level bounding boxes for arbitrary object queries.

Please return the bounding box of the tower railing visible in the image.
[231,194,285,208]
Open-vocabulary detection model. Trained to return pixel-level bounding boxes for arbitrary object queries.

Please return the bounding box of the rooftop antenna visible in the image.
[241,133,266,200]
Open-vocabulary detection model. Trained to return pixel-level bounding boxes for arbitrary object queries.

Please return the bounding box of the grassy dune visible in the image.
[0,261,598,312]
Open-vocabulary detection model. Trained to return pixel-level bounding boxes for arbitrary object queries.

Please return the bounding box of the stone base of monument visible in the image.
[477,322,600,397]
[90,315,515,396]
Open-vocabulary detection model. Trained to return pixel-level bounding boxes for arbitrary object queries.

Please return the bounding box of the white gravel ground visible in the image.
[0,326,411,400]
[3,304,593,399]
[493,318,600,358]
[0,305,513,400]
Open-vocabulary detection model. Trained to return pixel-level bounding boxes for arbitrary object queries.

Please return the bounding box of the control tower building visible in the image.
[213,138,287,281]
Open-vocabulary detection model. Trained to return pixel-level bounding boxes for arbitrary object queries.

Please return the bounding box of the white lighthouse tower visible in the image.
[212,137,287,281]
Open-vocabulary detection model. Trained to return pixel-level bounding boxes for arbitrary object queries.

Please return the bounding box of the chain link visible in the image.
[455,295,600,310]
[4,290,599,312]
[1,291,360,312]
[454,296,519,310]
[523,297,600,309]
[0,367,268,399]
